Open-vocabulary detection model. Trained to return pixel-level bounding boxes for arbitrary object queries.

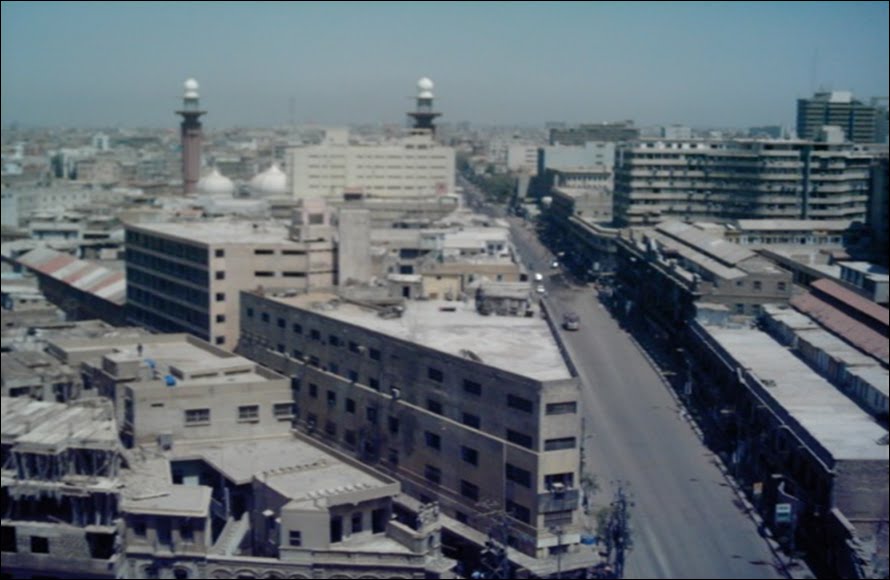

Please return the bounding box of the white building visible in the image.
[288,131,455,199]
[507,143,540,174]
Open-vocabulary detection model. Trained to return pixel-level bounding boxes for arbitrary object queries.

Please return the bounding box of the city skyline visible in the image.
[2,1,888,129]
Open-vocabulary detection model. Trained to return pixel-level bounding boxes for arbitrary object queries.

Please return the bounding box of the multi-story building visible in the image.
[124,201,336,349]
[797,91,882,143]
[613,220,793,332]
[288,131,455,199]
[613,138,876,226]
[1,396,123,579]
[45,333,293,447]
[237,288,588,567]
[506,144,540,174]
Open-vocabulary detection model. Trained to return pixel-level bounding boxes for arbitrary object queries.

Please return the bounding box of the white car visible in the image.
[536,284,546,294]
[533,272,544,282]
[551,260,559,269]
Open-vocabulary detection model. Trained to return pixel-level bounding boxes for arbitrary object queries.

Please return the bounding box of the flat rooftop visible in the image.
[1,396,119,451]
[128,220,306,246]
[169,436,390,502]
[265,291,572,381]
[120,484,212,517]
[703,326,887,462]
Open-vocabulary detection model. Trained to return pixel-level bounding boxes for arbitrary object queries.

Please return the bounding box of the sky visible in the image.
[2,1,888,129]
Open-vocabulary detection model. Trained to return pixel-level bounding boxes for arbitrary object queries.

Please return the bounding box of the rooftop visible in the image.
[16,247,125,305]
[263,291,571,381]
[169,436,391,501]
[1,396,119,452]
[703,326,887,462]
[734,219,853,232]
[127,219,306,246]
[120,484,212,517]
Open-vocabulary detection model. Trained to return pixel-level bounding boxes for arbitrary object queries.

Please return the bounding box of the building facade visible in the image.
[797,91,882,143]
[237,289,586,562]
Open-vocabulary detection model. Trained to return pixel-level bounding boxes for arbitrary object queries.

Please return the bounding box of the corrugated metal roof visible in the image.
[811,279,890,327]
[656,221,757,266]
[16,248,126,306]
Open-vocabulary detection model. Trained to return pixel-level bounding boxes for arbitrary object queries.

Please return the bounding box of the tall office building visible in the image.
[797,91,881,143]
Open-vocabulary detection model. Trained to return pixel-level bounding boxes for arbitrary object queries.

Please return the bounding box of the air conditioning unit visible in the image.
[551,482,566,495]
[157,432,173,451]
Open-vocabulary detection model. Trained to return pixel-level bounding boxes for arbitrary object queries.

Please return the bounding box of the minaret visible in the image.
[407,77,441,136]
[176,78,206,193]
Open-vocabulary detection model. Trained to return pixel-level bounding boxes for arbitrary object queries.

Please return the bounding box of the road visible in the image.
[509,218,784,579]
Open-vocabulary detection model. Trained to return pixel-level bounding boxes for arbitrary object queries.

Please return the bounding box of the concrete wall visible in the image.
[338,209,373,285]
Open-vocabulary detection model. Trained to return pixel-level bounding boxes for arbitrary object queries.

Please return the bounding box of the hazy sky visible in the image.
[2,1,888,129]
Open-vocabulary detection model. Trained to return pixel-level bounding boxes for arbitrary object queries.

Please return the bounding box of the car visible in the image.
[551,260,560,269]
[533,272,544,282]
[535,284,546,294]
[562,312,580,330]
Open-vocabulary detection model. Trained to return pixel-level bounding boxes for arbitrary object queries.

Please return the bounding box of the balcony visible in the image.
[537,488,580,513]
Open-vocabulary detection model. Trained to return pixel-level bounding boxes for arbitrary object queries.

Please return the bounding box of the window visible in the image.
[424,464,441,485]
[292,349,303,360]
[215,249,225,258]
[325,421,337,437]
[215,314,226,323]
[463,380,482,396]
[388,416,400,434]
[215,336,225,345]
[31,536,49,554]
[351,512,363,533]
[735,303,745,314]
[369,377,380,391]
[505,501,530,524]
[369,348,381,361]
[505,463,532,487]
[327,391,337,408]
[753,280,762,291]
[345,430,356,446]
[255,271,275,277]
[310,329,321,341]
[179,520,193,542]
[507,394,533,413]
[292,322,303,334]
[185,409,210,425]
[506,429,533,449]
[427,367,444,383]
[246,307,254,318]
[366,406,378,424]
[388,448,399,466]
[348,370,359,382]
[274,403,294,419]
[455,511,469,524]
[238,405,259,421]
[329,362,339,375]
[215,292,225,302]
[460,480,479,501]
[427,399,443,415]
[309,383,318,398]
[277,317,286,328]
[544,437,576,451]
[545,473,575,489]
[261,312,270,323]
[425,431,441,450]
[289,530,302,547]
[461,446,478,466]
[462,412,481,429]
[346,398,356,414]
[349,341,361,353]
[546,402,577,415]
[215,271,225,280]
[329,335,341,347]
[778,281,787,291]
[254,249,274,255]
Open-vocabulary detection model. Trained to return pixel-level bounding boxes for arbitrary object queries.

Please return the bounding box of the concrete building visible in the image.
[686,319,888,578]
[45,333,293,447]
[613,221,792,335]
[237,287,588,569]
[613,138,877,226]
[338,208,373,285]
[288,131,455,200]
[797,91,882,143]
[1,396,123,579]
[124,204,336,349]
[549,122,639,145]
[869,157,889,266]
[507,144,540,174]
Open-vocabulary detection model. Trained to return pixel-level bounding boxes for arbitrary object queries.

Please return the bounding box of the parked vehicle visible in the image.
[536,284,547,294]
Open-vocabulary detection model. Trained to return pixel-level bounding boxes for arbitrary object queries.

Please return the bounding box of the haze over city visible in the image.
[2,1,888,128]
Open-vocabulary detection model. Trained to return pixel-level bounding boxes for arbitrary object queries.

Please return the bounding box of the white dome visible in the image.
[417,77,434,91]
[197,167,235,196]
[184,78,199,91]
[249,163,288,197]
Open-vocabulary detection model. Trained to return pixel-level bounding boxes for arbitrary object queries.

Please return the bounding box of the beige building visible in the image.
[288,132,455,199]
[237,288,588,566]
[46,333,293,448]
[125,201,336,349]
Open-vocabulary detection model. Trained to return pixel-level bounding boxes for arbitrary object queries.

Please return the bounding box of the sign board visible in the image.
[775,503,793,525]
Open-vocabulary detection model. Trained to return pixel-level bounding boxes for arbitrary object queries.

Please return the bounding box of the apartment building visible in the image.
[797,91,882,143]
[237,288,586,564]
[613,138,877,226]
[125,200,336,349]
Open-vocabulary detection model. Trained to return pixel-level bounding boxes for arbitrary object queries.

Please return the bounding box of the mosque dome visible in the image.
[196,167,235,196]
[249,163,288,197]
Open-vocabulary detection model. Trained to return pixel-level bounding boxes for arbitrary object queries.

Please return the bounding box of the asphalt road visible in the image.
[509,218,784,579]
